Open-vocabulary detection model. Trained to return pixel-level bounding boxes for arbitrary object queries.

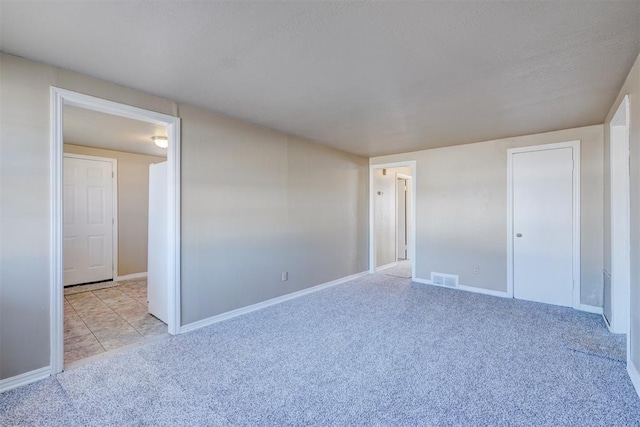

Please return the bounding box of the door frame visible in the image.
[608,94,631,336]
[369,161,417,278]
[50,87,182,374]
[506,140,581,309]
[396,173,412,261]
[63,153,119,284]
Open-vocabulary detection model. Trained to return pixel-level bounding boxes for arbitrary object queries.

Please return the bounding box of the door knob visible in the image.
[516,233,523,237]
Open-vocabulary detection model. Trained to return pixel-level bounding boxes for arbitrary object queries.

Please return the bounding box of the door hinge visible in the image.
[112,171,114,178]
[112,218,115,225]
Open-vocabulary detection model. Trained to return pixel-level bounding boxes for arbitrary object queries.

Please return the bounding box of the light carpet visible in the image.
[2,272,639,426]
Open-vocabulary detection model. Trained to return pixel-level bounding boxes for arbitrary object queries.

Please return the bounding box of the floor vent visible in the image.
[431,272,459,287]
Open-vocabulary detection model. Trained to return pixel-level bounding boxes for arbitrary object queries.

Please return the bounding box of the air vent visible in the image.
[431,272,459,287]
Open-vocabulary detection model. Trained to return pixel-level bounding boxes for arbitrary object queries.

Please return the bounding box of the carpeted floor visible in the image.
[2,271,639,426]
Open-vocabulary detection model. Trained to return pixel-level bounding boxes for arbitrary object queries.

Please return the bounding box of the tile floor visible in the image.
[64,279,167,364]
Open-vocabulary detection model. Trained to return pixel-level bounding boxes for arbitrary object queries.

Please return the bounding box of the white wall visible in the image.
[371,125,604,304]
[0,52,368,380]
[604,52,640,375]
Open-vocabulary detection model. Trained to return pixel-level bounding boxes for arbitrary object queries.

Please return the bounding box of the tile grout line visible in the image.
[111,282,155,337]
[91,288,146,341]
[65,280,166,362]
[63,296,107,359]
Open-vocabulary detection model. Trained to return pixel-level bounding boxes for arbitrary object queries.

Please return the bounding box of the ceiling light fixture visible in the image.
[151,136,168,149]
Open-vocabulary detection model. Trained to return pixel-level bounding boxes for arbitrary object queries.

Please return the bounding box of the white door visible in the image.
[147,162,168,324]
[512,147,574,307]
[63,156,114,286]
[397,178,407,260]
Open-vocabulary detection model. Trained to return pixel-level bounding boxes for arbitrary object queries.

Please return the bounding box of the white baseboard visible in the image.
[628,360,640,399]
[578,304,603,315]
[0,366,50,393]
[180,271,369,334]
[413,277,510,298]
[376,262,398,272]
[458,284,510,298]
[115,272,147,282]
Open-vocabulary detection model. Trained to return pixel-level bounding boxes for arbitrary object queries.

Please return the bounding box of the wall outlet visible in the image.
[473,265,480,274]
[281,271,288,281]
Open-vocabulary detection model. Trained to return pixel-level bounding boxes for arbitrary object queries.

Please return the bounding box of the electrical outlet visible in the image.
[282,271,288,281]
[473,265,480,274]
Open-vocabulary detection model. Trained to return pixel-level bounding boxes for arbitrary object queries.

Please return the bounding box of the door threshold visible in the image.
[63,334,170,372]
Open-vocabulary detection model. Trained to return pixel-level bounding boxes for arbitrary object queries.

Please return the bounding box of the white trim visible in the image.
[609,95,631,337]
[612,94,630,126]
[50,88,64,374]
[0,366,51,393]
[115,272,148,282]
[167,117,181,336]
[413,277,510,298]
[411,277,432,285]
[578,304,603,315]
[396,173,412,261]
[628,360,640,399]
[50,87,182,375]
[63,153,118,281]
[506,140,581,309]
[180,271,369,334]
[369,161,417,280]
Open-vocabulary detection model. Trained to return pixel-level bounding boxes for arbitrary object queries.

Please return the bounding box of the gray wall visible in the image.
[371,125,604,304]
[0,53,368,380]
[179,104,368,324]
[63,144,165,277]
[604,52,640,373]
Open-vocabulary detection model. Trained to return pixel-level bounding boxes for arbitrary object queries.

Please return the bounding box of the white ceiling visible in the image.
[64,106,167,158]
[2,1,639,157]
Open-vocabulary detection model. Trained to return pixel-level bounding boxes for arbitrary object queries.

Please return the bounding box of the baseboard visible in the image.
[0,366,50,393]
[376,262,398,272]
[413,277,510,298]
[180,271,369,334]
[578,304,603,315]
[411,277,432,285]
[628,360,640,399]
[115,272,147,282]
[458,284,510,298]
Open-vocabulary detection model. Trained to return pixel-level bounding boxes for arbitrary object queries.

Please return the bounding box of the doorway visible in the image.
[507,141,581,308]
[369,161,416,279]
[50,87,180,374]
[63,154,116,287]
[607,95,630,335]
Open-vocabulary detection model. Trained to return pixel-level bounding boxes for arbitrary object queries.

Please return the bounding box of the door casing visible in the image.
[50,87,182,374]
[369,161,417,277]
[396,174,412,261]
[608,94,631,336]
[506,141,581,309]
